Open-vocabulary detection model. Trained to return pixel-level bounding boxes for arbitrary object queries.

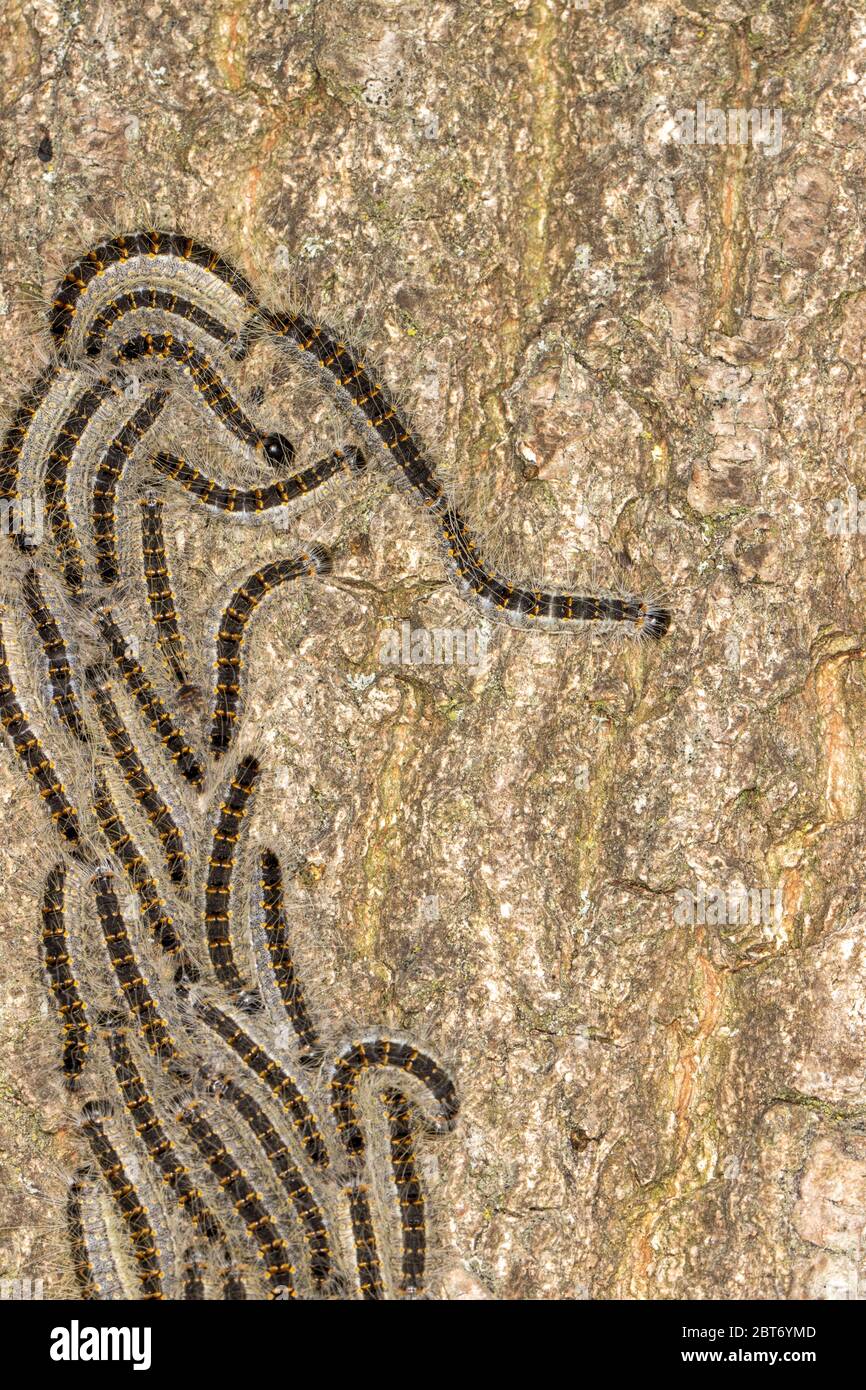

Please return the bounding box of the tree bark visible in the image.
[0,0,864,1300]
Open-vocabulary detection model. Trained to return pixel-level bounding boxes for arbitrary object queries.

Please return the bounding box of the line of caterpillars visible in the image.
[2,229,466,1298]
[19,226,670,638]
[43,800,457,1297]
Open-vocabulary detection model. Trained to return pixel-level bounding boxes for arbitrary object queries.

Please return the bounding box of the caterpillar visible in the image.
[205,756,261,994]
[0,366,57,534]
[91,871,177,1061]
[210,552,330,755]
[84,288,240,362]
[97,609,204,787]
[380,1087,427,1297]
[209,1073,332,1291]
[49,231,257,347]
[101,1028,239,1266]
[91,774,186,962]
[139,497,192,693]
[188,995,329,1172]
[44,378,118,593]
[148,444,365,522]
[255,310,671,640]
[65,1171,102,1300]
[0,614,85,853]
[181,1250,207,1301]
[174,1098,296,1297]
[93,390,169,585]
[257,849,321,1064]
[80,1102,165,1300]
[329,1037,459,1163]
[115,335,262,449]
[41,863,90,1086]
[345,1181,385,1301]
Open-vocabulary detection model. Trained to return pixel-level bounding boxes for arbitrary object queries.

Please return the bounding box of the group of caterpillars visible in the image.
[0,228,670,1301]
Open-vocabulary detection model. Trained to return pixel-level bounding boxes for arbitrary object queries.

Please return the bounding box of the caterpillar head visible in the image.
[261,432,295,466]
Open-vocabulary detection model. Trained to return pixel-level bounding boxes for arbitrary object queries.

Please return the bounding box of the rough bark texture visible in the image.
[1,0,865,1301]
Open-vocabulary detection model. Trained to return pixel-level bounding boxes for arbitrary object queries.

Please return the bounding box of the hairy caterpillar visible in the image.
[91,872,177,1062]
[209,1073,333,1291]
[205,756,262,995]
[65,1169,103,1299]
[90,774,186,961]
[0,615,84,853]
[97,609,205,787]
[49,231,257,347]
[80,1102,165,1300]
[93,390,169,585]
[22,569,88,741]
[345,1181,385,1300]
[380,1087,427,1297]
[174,1098,296,1297]
[139,497,192,693]
[99,1027,243,1291]
[209,551,330,755]
[45,379,118,593]
[150,445,365,517]
[181,1250,207,1301]
[41,864,90,1085]
[188,995,329,1172]
[257,849,321,1064]
[329,1037,459,1163]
